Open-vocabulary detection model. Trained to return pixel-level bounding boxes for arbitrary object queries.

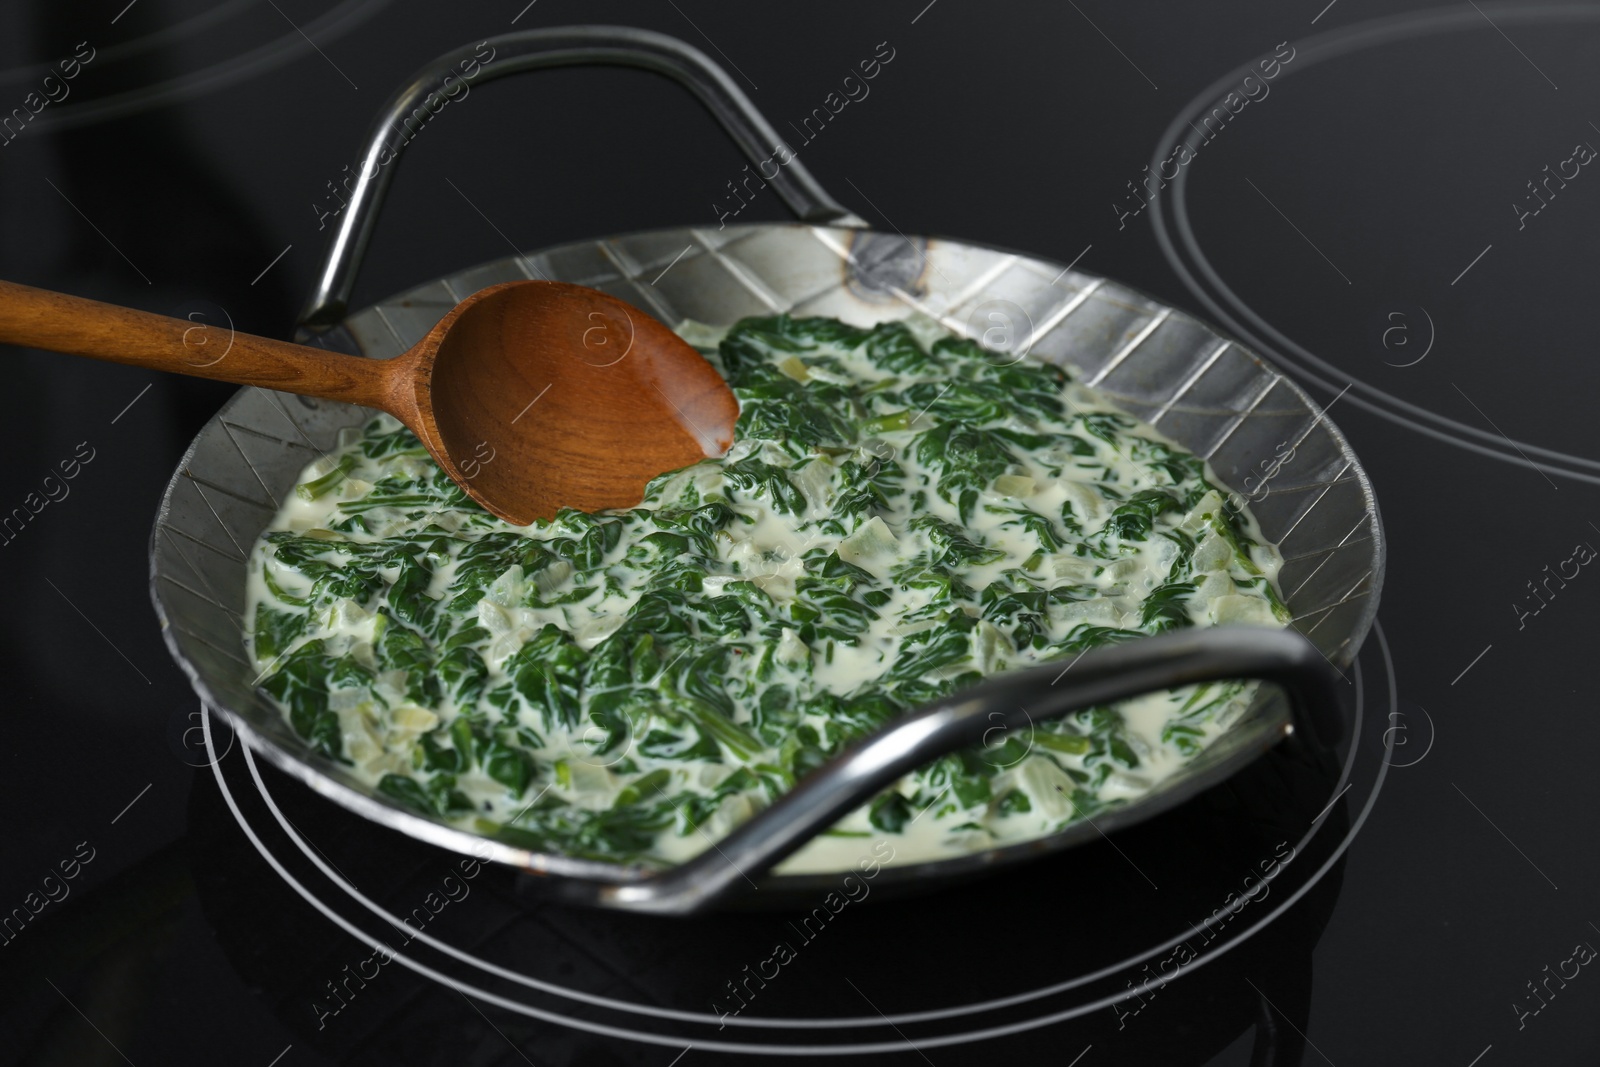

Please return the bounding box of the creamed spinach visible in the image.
[246,313,1289,872]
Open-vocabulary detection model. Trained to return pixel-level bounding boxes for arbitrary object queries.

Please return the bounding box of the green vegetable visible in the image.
[914,421,1017,524]
[252,604,306,662]
[260,640,342,762]
[869,792,914,833]
[295,454,357,501]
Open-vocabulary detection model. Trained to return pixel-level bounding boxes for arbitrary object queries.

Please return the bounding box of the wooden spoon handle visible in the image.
[0,279,401,409]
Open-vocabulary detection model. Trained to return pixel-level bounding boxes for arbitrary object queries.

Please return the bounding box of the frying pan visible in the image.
[150,26,1383,915]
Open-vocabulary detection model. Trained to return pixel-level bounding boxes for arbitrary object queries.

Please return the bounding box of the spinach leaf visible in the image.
[913,421,1017,523]
[723,457,805,515]
[505,624,586,732]
[1139,581,1196,633]
[260,640,342,762]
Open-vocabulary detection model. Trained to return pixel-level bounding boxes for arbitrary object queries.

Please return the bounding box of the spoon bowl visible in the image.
[0,278,739,524]
[418,282,738,524]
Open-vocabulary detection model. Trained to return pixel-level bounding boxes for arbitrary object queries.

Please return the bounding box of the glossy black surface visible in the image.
[3,1,1598,1063]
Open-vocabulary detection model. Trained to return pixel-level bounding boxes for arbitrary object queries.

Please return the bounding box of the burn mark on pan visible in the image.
[845,231,928,302]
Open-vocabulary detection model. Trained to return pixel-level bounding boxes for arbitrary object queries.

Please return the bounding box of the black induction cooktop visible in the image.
[4,2,1597,1064]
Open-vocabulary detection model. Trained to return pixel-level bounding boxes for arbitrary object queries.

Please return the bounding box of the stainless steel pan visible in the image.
[151,26,1382,914]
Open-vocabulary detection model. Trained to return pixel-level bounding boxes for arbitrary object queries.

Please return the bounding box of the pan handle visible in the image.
[596,626,1343,914]
[298,25,865,332]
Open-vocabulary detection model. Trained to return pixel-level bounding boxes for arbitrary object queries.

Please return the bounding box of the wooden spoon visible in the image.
[0,279,739,524]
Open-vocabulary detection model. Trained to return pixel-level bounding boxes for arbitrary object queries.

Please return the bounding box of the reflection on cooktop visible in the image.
[1148,7,1600,483]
